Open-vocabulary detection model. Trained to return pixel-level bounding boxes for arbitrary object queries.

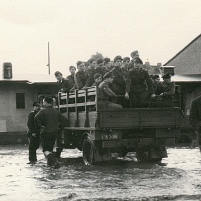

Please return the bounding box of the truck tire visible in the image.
[82,136,95,165]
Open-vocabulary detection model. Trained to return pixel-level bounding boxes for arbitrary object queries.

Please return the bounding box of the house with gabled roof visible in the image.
[164,33,201,74]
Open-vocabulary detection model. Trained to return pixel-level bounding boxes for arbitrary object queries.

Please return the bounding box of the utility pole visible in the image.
[47,42,50,74]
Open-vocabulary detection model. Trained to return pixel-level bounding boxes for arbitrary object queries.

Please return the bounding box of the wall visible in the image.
[0,82,59,133]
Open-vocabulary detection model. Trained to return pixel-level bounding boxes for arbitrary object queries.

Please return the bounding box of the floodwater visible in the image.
[1,145,201,201]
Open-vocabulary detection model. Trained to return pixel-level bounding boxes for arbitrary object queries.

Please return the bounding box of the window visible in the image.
[16,93,25,109]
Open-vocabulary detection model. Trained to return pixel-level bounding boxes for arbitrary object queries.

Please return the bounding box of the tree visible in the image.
[90,52,104,60]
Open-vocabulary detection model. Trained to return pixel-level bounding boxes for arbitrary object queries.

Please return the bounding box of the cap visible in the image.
[162,72,171,79]
[103,58,110,63]
[97,58,104,65]
[103,72,113,79]
[76,61,83,67]
[114,55,123,62]
[133,58,143,64]
[94,73,102,80]
[33,101,40,107]
[152,74,160,79]
[87,58,95,64]
[130,50,139,58]
[123,57,130,62]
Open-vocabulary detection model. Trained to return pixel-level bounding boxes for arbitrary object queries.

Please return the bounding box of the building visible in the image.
[0,66,59,144]
[164,33,201,74]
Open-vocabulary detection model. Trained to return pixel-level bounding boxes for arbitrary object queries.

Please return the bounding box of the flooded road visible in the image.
[1,145,201,201]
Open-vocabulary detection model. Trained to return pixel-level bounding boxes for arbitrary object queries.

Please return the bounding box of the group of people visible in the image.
[55,50,176,109]
[27,96,67,168]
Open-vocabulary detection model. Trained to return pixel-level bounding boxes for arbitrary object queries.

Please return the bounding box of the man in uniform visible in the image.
[85,58,97,87]
[112,55,127,107]
[103,58,111,72]
[74,61,88,89]
[189,95,201,151]
[125,58,154,108]
[98,72,123,110]
[54,71,73,93]
[151,74,161,93]
[27,101,41,164]
[35,96,68,168]
[154,72,175,107]
[96,58,107,77]
[67,66,76,88]
[128,50,140,70]
[121,57,130,82]
[92,73,102,87]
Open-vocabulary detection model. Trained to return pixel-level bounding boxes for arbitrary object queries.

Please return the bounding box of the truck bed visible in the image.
[99,108,182,129]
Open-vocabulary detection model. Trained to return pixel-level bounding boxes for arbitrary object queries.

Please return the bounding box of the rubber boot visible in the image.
[53,147,63,158]
[46,153,60,169]
[28,150,37,164]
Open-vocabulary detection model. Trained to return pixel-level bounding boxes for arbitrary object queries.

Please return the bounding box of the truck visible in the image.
[57,86,183,165]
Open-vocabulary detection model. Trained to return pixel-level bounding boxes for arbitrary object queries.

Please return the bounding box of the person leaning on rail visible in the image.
[54,71,72,93]
[98,72,123,110]
[152,72,175,107]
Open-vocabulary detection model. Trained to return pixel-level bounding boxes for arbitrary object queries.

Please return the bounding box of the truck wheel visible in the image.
[82,137,95,165]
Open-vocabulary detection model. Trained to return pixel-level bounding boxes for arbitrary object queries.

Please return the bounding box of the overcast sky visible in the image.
[0,0,201,76]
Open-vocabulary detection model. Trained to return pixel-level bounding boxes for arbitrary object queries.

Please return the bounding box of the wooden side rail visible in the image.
[58,87,98,113]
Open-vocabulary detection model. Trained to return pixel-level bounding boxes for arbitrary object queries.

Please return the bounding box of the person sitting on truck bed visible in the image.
[92,73,102,87]
[154,72,175,107]
[125,58,154,108]
[74,61,88,89]
[98,72,123,110]
[54,71,73,93]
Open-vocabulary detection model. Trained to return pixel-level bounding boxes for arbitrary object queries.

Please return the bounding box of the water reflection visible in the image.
[0,145,201,201]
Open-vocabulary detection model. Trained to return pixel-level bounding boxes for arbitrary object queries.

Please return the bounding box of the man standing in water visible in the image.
[189,95,201,151]
[27,101,41,164]
[35,96,67,168]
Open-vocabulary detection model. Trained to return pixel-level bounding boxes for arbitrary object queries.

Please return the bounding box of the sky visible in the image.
[0,0,201,76]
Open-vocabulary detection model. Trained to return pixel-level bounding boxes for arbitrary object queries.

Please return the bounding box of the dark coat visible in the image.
[67,74,75,88]
[126,68,154,94]
[96,66,107,77]
[112,67,126,95]
[58,78,72,93]
[35,106,67,133]
[74,71,88,89]
[27,110,40,135]
[98,81,116,100]
[155,81,175,96]
[189,95,201,128]
[85,68,97,87]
